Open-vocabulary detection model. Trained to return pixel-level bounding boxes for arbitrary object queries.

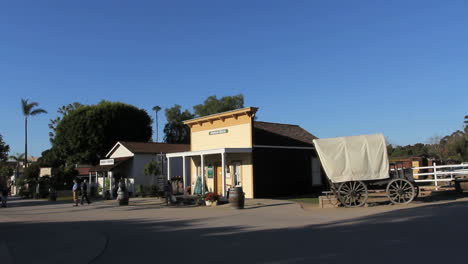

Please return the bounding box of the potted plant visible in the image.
[204,192,219,206]
[185,186,191,195]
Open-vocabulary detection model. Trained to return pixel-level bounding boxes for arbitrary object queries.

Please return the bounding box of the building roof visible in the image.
[118,142,190,154]
[183,107,258,126]
[253,121,317,147]
[76,167,92,176]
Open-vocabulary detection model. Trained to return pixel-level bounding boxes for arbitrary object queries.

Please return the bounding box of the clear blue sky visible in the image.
[0,0,467,157]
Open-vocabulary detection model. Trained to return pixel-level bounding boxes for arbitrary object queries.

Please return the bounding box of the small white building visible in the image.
[89,141,189,197]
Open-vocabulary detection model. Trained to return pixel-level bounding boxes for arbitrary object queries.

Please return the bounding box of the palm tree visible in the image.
[9,153,25,180]
[21,99,47,167]
[152,105,162,142]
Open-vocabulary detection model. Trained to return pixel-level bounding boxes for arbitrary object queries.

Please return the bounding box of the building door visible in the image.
[233,162,241,186]
[312,157,322,186]
[215,165,223,195]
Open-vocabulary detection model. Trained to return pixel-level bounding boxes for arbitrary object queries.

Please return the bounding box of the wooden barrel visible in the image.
[455,178,468,193]
[228,187,245,209]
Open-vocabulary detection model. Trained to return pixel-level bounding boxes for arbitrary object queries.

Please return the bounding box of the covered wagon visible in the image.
[313,134,417,207]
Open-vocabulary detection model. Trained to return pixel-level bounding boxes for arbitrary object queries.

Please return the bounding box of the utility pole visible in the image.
[152,106,161,142]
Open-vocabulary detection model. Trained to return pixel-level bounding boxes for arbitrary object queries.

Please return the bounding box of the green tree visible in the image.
[48,102,84,142]
[53,101,152,164]
[440,130,468,161]
[144,159,161,177]
[152,105,161,142]
[144,159,161,185]
[23,162,40,181]
[193,94,244,117]
[21,99,47,167]
[163,105,194,144]
[0,134,10,162]
[0,165,13,184]
[163,95,244,144]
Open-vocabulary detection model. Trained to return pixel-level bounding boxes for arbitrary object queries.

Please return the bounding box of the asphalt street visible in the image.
[1,195,468,264]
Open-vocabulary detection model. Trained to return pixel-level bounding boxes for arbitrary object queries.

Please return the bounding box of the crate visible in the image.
[319,195,339,208]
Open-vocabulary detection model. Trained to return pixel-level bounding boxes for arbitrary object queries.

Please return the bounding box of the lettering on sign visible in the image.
[209,129,228,136]
[100,159,114,166]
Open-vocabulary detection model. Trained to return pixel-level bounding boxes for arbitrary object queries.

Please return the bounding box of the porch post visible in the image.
[95,171,98,195]
[109,171,113,199]
[102,172,106,198]
[221,152,226,197]
[88,172,92,193]
[167,157,171,181]
[182,156,187,191]
[201,154,205,194]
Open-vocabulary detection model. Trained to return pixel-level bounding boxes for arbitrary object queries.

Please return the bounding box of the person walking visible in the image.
[163,180,173,206]
[72,179,80,207]
[80,179,91,205]
[1,183,8,208]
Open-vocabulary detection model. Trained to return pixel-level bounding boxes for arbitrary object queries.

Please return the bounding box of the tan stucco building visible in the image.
[167,107,323,198]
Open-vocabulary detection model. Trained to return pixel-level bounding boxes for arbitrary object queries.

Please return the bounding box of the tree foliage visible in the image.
[49,102,84,142]
[0,134,9,162]
[387,143,429,158]
[193,94,244,117]
[52,101,152,164]
[163,94,245,144]
[163,105,195,144]
[144,159,161,176]
[23,162,40,181]
[388,115,468,162]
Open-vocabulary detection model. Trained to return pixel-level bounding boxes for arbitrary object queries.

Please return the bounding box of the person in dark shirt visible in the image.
[163,180,173,205]
[1,183,8,207]
[80,179,91,205]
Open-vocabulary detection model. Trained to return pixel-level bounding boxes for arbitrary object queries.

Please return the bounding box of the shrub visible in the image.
[204,192,219,202]
[149,185,159,197]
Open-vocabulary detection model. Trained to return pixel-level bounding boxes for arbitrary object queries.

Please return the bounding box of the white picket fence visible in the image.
[411,163,468,189]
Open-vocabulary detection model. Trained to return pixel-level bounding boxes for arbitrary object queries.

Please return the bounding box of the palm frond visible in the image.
[9,153,25,161]
[21,98,29,115]
[30,108,47,115]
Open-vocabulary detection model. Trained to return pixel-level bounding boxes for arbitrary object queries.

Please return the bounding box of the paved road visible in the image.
[2,195,468,264]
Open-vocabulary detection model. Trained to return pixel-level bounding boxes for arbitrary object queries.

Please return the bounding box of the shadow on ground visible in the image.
[2,199,468,264]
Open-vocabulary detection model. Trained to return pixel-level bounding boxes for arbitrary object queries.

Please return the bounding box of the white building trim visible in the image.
[166,148,252,158]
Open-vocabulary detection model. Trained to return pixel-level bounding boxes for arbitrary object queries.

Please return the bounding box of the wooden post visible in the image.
[201,155,205,194]
[182,156,187,191]
[167,157,171,181]
[222,152,226,197]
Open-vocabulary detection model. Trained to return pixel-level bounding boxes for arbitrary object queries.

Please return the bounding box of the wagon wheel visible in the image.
[386,179,415,204]
[337,181,368,208]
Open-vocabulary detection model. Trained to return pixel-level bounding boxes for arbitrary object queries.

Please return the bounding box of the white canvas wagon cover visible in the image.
[313,134,389,183]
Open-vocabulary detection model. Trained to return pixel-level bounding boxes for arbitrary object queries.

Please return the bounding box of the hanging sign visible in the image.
[100,159,114,166]
[207,165,214,178]
[209,129,228,135]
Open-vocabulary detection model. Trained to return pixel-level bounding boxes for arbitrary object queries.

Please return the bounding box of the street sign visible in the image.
[100,159,114,166]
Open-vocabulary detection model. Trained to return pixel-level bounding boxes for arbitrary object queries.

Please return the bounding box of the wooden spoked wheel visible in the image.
[386,179,415,204]
[337,181,368,207]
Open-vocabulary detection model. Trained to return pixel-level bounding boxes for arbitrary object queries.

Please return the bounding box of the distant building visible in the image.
[89,142,189,198]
